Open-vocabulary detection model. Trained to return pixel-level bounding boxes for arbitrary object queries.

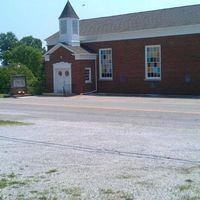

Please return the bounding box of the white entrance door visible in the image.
[53,62,72,94]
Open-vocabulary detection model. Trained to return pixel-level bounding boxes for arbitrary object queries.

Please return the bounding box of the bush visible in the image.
[0,64,42,95]
[0,67,10,93]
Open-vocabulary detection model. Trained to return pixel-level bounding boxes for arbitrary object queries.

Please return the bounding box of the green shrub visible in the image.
[0,64,43,95]
[0,67,10,93]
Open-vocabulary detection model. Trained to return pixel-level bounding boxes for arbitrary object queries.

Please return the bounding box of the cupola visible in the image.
[59,1,80,46]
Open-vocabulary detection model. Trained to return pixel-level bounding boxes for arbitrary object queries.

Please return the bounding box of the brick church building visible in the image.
[45,2,200,95]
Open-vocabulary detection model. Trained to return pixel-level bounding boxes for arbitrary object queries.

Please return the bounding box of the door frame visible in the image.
[53,62,72,94]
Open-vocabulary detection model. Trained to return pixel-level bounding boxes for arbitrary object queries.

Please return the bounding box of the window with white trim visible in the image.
[60,20,67,34]
[85,67,92,83]
[145,45,161,80]
[72,20,78,35]
[99,48,112,80]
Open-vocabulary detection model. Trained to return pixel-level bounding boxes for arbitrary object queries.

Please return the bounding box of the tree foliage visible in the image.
[7,44,43,76]
[0,32,45,68]
[0,32,18,65]
[20,36,43,52]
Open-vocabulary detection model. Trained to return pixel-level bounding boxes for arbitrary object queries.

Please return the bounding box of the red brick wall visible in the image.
[75,60,96,93]
[83,34,200,95]
[45,46,96,94]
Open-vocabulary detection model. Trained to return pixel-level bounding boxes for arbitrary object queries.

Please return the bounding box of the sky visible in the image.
[0,0,199,46]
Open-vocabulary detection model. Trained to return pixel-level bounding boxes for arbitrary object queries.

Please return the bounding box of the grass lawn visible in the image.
[0,120,31,126]
[0,94,5,98]
[0,94,10,98]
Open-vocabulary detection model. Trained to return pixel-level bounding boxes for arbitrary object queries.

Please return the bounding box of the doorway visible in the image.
[53,62,72,94]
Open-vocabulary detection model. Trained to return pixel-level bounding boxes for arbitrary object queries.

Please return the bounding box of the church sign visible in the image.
[11,75,27,95]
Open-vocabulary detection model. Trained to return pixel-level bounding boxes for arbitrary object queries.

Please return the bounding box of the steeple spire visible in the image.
[58,1,80,46]
[59,1,79,19]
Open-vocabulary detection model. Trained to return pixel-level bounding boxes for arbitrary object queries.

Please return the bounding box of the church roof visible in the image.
[80,4,200,36]
[65,44,92,54]
[46,4,200,43]
[59,1,79,19]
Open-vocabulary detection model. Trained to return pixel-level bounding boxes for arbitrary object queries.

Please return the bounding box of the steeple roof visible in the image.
[59,1,79,19]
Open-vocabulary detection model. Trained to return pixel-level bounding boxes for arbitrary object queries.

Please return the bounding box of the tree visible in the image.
[0,32,18,65]
[20,36,43,52]
[7,44,43,76]
[0,32,45,94]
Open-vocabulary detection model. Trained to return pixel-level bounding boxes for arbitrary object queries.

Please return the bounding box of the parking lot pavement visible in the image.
[0,95,200,200]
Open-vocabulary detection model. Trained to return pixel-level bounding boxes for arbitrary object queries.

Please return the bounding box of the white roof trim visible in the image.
[45,43,74,56]
[44,43,97,61]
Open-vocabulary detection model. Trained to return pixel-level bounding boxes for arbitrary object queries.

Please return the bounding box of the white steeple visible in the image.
[59,1,80,46]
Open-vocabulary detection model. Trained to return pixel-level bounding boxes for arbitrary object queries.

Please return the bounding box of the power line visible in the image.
[0,135,199,165]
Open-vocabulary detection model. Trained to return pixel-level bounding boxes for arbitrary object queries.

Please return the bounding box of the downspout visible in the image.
[95,57,98,92]
[82,56,98,95]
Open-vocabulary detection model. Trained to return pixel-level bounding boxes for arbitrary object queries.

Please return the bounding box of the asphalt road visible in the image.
[0,95,200,200]
[0,95,200,124]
